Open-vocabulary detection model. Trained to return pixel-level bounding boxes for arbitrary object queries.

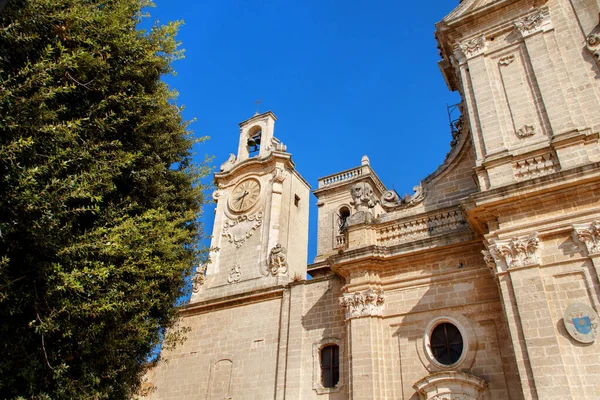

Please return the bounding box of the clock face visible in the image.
[229,178,261,213]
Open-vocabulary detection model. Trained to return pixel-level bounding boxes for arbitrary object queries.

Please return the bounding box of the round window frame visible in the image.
[422,316,473,371]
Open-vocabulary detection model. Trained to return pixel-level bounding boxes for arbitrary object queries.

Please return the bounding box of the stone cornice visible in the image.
[180,286,285,316]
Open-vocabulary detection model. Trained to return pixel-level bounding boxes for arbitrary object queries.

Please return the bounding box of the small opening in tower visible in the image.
[338,206,350,232]
[294,195,300,207]
[247,126,262,156]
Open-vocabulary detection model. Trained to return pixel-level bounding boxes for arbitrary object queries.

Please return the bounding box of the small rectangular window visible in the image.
[294,195,300,207]
[321,345,339,388]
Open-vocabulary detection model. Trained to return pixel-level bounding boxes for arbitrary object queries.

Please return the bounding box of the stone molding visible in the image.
[513,152,559,181]
[267,244,288,276]
[376,209,467,245]
[572,221,600,256]
[339,289,385,319]
[413,371,488,400]
[514,6,551,38]
[221,212,263,249]
[490,233,540,269]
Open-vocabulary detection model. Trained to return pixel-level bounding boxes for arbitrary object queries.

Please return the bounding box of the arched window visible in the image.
[430,322,463,365]
[338,206,350,232]
[320,344,339,388]
[247,126,262,156]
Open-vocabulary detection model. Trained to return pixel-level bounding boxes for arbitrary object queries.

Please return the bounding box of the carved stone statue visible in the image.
[268,244,288,276]
[350,182,377,212]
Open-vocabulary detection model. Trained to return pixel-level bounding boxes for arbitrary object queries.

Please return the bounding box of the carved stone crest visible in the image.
[339,289,385,319]
[572,221,600,256]
[499,54,515,66]
[191,264,207,293]
[267,244,288,276]
[350,182,377,212]
[516,125,535,138]
[221,212,263,249]
[491,233,540,269]
[227,263,241,283]
[563,302,599,343]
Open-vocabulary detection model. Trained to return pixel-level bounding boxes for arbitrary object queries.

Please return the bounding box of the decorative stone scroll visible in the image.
[271,167,287,183]
[498,54,515,66]
[339,289,385,319]
[572,221,600,256]
[221,212,263,249]
[191,264,207,293]
[481,250,498,276]
[491,233,540,269]
[586,22,600,66]
[514,6,551,37]
[350,182,377,212]
[458,35,486,58]
[516,124,535,138]
[380,183,426,210]
[219,153,236,172]
[267,244,288,276]
[227,263,241,283]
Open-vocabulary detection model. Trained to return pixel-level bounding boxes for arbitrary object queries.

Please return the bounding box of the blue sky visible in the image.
[148,1,462,263]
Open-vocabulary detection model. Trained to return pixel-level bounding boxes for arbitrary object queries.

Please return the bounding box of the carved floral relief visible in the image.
[227,263,241,283]
[458,36,486,58]
[339,289,385,319]
[572,221,600,256]
[191,264,207,293]
[514,6,550,37]
[490,233,540,269]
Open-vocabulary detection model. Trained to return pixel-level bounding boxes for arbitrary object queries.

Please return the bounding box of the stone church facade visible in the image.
[145,0,600,398]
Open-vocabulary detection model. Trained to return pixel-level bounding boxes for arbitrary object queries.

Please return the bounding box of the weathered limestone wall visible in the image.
[147,297,283,400]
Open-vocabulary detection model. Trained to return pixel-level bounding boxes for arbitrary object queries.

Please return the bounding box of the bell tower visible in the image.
[190,111,310,302]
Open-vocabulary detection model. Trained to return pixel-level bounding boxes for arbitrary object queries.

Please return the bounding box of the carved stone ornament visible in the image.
[381,184,427,210]
[563,302,599,343]
[221,212,263,249]
[227,263,241,283]
[265,137,287,152]
[586,19,600,67]
[572,221,600,255]
[339,289,385,319]
[271,167,287,183]
[516,124,535,138]
[499,54,515,66]
[350,182,378,212]
[491,233,540,269]
[458,35,486,58]
[220,153,236,172]
[481,250,498,276]
[413,371,488,400]
[267,244,288,276]
[191,264,207,293]
[514,6,550,37]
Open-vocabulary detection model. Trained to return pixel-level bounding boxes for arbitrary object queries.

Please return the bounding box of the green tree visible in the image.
[0,0,208,398]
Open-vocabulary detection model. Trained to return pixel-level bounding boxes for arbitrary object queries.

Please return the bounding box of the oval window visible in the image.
[430,322,463,365]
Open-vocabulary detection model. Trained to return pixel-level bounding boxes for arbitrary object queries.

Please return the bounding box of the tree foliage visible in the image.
[0,1,207,398]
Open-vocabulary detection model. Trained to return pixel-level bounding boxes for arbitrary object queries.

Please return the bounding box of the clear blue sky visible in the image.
[147,1,462,263]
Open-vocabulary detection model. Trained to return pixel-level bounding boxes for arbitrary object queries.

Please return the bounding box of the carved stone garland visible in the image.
[221,212,263,249]
[572,221,600,256]
[490,233,540,269]
[339,289,385,319]
[267,244,288,276]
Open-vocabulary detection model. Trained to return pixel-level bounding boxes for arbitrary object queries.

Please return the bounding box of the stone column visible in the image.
[340,288,386,400]
[486,233,572,399]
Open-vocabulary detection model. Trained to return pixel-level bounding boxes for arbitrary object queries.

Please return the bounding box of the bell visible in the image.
[247,138,257,147]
